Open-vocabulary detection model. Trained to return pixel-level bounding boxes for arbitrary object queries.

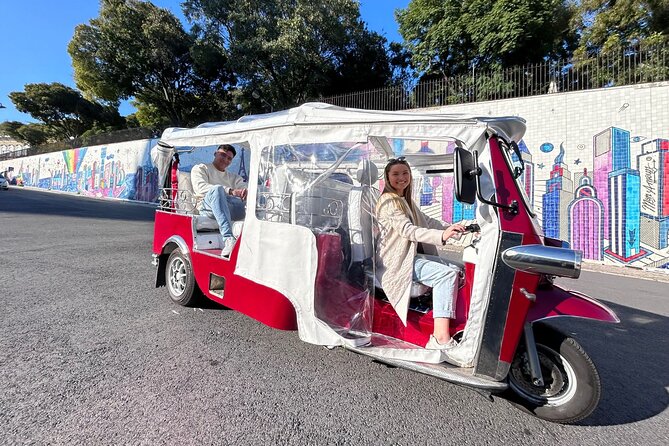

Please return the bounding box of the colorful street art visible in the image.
[0,139,161,202]
[538,129,669,269]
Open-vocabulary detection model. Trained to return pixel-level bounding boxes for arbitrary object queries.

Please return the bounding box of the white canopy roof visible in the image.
[159,102,526,149]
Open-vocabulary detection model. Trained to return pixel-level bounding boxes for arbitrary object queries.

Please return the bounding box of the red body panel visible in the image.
[488,137,544,363]
[314,233,372,330]
[529,285,620,323]
[313,231,473,347]
[153,210,297,330]
[370,262,474,347]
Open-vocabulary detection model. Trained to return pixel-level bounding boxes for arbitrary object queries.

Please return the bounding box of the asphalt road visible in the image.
[1,187,667,445]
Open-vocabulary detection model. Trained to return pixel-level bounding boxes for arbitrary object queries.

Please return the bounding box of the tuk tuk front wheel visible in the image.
[165,249,199,306]
[507,323,601,424]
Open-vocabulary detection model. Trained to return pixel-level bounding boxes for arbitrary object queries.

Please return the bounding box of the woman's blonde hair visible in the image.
[382,157,417,221]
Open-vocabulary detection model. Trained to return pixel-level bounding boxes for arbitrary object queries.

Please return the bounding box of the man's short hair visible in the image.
[216,144,236,157]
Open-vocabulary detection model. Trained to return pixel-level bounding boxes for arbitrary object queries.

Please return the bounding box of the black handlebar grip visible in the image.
[464,223,481,233]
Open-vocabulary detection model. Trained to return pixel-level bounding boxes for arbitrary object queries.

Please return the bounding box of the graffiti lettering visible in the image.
[640,159,658,214]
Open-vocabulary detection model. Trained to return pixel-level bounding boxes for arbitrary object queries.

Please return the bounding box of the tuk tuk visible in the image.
[151,103,618,423]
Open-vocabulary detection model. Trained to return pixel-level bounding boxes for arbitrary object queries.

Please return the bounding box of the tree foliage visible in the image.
[0,121,46,147]
[397,0,576,78]
[571,0,669,57]
[7,82,125,142]
[182,0,392,110]
[68,0,234,127]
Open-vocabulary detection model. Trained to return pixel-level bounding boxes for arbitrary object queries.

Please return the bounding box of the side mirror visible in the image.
[454,147,478,205]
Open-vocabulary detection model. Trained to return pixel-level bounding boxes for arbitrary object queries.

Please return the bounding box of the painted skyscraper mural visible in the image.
[568,170,604,260]
[638,139,669,251]
[537,127,669,269]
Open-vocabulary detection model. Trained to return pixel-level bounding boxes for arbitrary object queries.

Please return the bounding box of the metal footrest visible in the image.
[345,337,507,391]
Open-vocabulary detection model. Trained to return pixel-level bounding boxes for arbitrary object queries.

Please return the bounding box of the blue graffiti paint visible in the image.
[540,142,554,153]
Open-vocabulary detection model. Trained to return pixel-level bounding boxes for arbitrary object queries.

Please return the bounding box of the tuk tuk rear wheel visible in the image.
[507,323,601,424]
[165,249,199,306]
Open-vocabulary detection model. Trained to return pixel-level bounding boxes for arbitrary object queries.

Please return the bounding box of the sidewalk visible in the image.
[440,245,669,283]
[580,260,669,283]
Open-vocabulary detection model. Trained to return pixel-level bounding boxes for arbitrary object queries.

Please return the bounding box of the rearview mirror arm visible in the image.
[472,150,519,215]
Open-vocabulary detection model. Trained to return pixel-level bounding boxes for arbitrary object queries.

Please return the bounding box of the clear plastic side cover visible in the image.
[255,141,385,342]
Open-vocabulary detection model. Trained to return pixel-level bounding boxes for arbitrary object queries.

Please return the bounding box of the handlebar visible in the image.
[463,223,481,233]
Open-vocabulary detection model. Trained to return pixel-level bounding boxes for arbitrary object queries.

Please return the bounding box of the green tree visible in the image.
[0,121,51,146]
[0,122,25,141]
[8,82,124,140]
[69,0,234,127]
[572,0,669,57]
[16,124,52,146]
[397,0,576,78]
[183,0,392,110]
[396,0,472,78]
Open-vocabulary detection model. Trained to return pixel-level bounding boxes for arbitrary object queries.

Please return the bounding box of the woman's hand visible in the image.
[442,223,467,242]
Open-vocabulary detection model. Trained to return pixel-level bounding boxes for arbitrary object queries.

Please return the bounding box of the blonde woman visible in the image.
[375,157,466,349]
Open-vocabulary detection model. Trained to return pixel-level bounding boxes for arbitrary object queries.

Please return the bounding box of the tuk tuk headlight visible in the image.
[502,244,582,279]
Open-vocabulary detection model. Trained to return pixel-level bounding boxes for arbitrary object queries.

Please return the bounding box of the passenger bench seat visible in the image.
[177,171,244,248]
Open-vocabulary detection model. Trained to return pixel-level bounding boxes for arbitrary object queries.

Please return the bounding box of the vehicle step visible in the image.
[344,336,507,391]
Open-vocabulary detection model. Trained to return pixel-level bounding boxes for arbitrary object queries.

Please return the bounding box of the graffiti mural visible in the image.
[0,139,160,202]
[1,86,667,271]
[537,129,669,269]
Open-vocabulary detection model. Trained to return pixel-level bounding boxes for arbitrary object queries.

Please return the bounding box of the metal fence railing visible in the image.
[320,44,669,110]
[0,127,159,162]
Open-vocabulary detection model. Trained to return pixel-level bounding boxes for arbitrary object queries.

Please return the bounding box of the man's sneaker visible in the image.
[221,237,237,257]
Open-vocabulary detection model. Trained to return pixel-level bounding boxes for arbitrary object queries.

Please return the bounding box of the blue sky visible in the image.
[0,0,410,124]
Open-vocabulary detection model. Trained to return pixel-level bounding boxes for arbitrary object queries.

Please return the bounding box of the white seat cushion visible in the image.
[194,215,219,231]
[194,215,244,238]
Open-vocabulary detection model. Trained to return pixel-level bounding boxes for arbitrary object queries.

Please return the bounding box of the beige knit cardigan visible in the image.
[375,192,447,325]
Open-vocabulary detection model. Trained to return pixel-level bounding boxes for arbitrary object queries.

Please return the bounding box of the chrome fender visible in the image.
[527,284,619,323]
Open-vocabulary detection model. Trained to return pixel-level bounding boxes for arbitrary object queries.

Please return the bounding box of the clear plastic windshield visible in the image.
[255,141,386,343]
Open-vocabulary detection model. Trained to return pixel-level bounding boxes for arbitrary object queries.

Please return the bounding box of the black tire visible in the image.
[506,323,601,424]
[165,249,200,306]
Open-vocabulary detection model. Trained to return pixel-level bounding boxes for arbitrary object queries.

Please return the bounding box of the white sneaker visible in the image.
[425,335,458,351]
[221,237,237,257]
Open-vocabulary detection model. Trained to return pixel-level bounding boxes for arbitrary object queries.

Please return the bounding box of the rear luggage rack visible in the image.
[158,188,197,213]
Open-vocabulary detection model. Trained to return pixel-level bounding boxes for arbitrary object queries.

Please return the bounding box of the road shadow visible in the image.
[194,295,231,310]
[0,187,155,222]
[547,300,669,426]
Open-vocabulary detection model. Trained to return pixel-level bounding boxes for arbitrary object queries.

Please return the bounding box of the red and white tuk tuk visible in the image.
[151,103,618,423]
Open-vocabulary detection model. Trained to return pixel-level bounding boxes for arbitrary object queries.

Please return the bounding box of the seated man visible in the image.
[191,144,248,257]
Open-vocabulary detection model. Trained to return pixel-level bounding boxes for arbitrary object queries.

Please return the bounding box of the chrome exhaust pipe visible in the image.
[502,244,582,279]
